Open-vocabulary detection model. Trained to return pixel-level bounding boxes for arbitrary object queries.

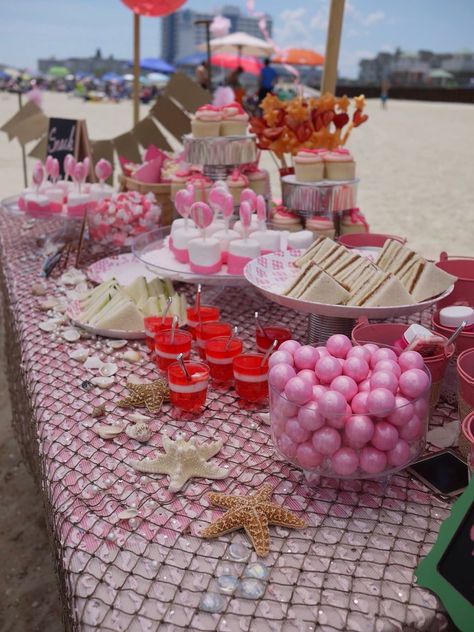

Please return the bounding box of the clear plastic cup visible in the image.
[168,360,210,412]
[154,329,192,372]
[206,336,244,383]
[233,353,269,403]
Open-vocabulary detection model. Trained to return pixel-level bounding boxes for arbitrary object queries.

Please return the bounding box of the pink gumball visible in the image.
[312,384,328,401]
[315,356,342,384]
[272,415,285,437]
[312,426,341,456]
[387,396,414,427]
[387,439,411,467]
[399,415,424,441]
[268,350,294,368]
[279,398,299,419]
[331,447,359,476]
[370,370,398,394]
[315,346,330,357]
[347,346,371,363]
[351,391,369,414]
[284,377,313,405]
[344,414,374,449]
[366,388,396,417]
[297,369,318,386]
[326,334,352,359]
[399,369,430,400]
[370,348,398,369]
[298,401,325,431]
[358,378,371,392]
[413,398,428,419]
[343,357,370,383]
[359,447,387,474]
[294,345,320,370]
[331,375,358,402]
[285,418,311,444]
[319,390,347,419]
[363,343,379,355]
[279,340,301,354]
[278,434,297,458]
[295,442,323,469]
[399,350,425,372]
[269,364,296,392]
[371,421,399,451]
[374,359,401,378]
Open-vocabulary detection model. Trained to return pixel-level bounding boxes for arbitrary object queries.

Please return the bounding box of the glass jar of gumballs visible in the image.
[268,335,431,479]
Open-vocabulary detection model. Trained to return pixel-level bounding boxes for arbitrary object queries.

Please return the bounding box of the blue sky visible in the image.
[0,0,473,77]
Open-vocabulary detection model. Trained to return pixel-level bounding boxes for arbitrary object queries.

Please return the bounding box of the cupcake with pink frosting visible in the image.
[245,165,269,196]
[340,208,369,235]
[324,148,356,181]
[226,169,249,205]
[294,149,325,183]
[220,102,249,136]
[191,105,222,138]
[305,216,335,238]
[271,206,303,232]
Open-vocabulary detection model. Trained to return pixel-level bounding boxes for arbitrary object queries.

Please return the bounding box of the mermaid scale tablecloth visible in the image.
[0,209,456,632]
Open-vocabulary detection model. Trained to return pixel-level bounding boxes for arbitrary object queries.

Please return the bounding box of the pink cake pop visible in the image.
[297,369,318,386]
[399,350,425,372]
[330,375,358,402]
[269,364,296,391]
[331,447,359,476]
[387,439,411,467]
[366,388,396,417]
[315,356,342,384]
[387,396,414,426]
[268,349,294,368]
[284,376,313,405]
[295,443,324,469]
[347,346,371,363]
[398,369,430,399]
[344,414,374,448]
[370,370,398,394]
[373,359,401,378]
[312,426,341,456]
[326,334,352,359]
[399,415,424,441]
[294,345,320,370]
[360,447,387,474]
[95,158,113,184]
[278,434,297,458]
[351,391,369,414]
[279,340,301,354]
[297,401,325,431]
[369,347,397,369]
[240,188,257,211]
[371,421,399,451]
[343,357,370,383]
[285,418,311,444]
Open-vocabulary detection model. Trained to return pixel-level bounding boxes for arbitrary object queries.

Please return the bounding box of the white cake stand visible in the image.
[244,250,454,343]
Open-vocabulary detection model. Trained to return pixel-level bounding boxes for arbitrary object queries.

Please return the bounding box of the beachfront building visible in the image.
[38,49,129,77]
[161,5,272,65]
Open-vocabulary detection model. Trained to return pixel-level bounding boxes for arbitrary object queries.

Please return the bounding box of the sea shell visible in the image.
[126,423,151,443]
[107,339,128,349]
[99,363,118,377]
[60,268,86,286]
[32,282,48,296]
[69,347,90,362]
[121,350,141,363]
[39,320,59,332]
[39,298,59,311]
[62,328,81,342]
[96,424,125,439]
[84,356,105,371]
[117,508,138,521]
[128,412,151,424]
[91,376,115,389]
[54,300,69,314]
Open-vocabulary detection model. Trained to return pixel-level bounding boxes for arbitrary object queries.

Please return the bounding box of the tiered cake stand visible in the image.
[183,134,257,181]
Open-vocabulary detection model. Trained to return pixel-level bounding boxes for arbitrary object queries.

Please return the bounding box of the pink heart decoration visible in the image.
[256,195,266,223]
[73,162,86,185]
[32,161,44,188]
[64,154,76,178]
[95,159,112,183]
[240,188,257,212]
[208,187,230,215]
[191,202,214,230]
[239,200,252,228]
[45,156,54,178]
[175,188,195,219]
[222,193,234,219]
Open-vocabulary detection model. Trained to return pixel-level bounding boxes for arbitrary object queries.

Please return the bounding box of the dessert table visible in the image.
[0,207,456,632]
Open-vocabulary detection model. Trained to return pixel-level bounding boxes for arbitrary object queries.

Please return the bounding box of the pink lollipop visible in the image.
[240,188,257,211]
[64,154,76,181]
[239,200,252,239]
[175,188,195,221]
[208,186,230,215]
[51,158,60,184]
[32,161,44,191]
[73,162,86,192]
[256,195,266,228]
[45,155,54,180]
[191,202,214,238]
[222,193,234,219]
[95,158,112,184]
[83,157,91,179]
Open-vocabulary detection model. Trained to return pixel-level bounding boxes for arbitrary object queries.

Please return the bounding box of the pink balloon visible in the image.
[240,188,257,211]
[331,447,359,476]
[360,447,387,474]
[387,439,411,467]
[95,158,112,182]
[399,350,425,372]
[284,376,313,405]
[351,391,369,414]
[312,426,341,456]
[366,388,396,417]
[256,194,266,222]
[32,161,44,187]
[398,369,430,399]
[191,202,214,229]
[269,364,296,391]
[268,349,294,368]
[344,414,374,449]
[370,370,398,394]
[326,334,352,359]
[295,442,323,469]
[294,345,319,370]
[371,421,399,451]
[331,375,358,402]
[343,357,370,383]
[64,154,76,178]
[285,418,311,444]
[297,401,325,431]
[315,356,343,384]
[239,200,252,228]
[279,340,301,354]
[175,188,195,218]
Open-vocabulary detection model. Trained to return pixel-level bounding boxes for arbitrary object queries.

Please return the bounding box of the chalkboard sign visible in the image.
[46,118,94,180]
[416,479,474,632]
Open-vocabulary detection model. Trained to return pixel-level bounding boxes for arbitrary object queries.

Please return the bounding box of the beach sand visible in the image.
[0,91,472,630]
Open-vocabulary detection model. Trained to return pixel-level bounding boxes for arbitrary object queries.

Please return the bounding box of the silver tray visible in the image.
[183,134,257,166]
[281,175,359,217]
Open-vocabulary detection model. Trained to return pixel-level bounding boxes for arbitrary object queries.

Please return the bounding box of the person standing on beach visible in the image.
[381,78,390,109]
[258,58,277,104]
[196,61,210,91]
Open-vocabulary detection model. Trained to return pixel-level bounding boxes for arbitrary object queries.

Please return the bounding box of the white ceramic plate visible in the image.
[67,299,146,339]
[86,253,158,285]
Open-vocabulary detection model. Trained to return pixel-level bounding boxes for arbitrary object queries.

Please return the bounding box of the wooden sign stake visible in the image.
[133,12,140,127]
[321,0,346,94]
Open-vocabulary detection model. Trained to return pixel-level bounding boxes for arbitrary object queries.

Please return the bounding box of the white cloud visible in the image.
[363,10,385,27]
[310,8,328,31]
[345,2,385,28]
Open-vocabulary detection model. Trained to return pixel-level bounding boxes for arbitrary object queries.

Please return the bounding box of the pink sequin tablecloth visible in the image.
[0,209,457,632]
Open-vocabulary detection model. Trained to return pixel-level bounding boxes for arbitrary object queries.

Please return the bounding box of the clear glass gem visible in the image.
[244,562,269,580]
[237,578,265,599]
[199,592,226,613]
[228,542,250,562]
[217,575,239,594]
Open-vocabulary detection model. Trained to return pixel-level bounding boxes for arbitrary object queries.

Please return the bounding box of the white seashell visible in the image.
[84,356,105,371]
[60,268,87,286]
[39,298,59,311]
[128,412,151,424]
[99,363,118,377]
[107,339,128,349]
[39,320,58,332]
[96,424,124,439]
[117,508,138,521]
[54,300,69,314]
[62,328,81,342]
[91,376,115,389]
[32,282,48,296]
[69,347,90,362]
[126,423,151,443]
[121,350,141,363]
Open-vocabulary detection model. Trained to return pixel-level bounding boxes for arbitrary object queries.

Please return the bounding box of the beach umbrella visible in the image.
[122,73,135,81]
[102,71,125,82]
[146,72,170,84]
[0,70,9,80]
[4,67,21,78]
[200,32,274,59]
[175,52,207,66]
[272,48,324,66]
[138,57,175,73]
[211,54,262,76]
[48,66,69,78]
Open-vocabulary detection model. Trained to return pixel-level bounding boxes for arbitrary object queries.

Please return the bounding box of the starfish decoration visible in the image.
[117,379,169,414]
[129,434,228,492]
[201,484,306,557]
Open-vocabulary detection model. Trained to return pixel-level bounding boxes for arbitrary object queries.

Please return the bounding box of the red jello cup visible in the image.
[256,325,292,352]
[233,353,269,403]
[206,336,244,383]
[195,321,233,360]
[168,361,210,412]
[144,316,175,352]
[154,329,192,372]
[186,305,220,339]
